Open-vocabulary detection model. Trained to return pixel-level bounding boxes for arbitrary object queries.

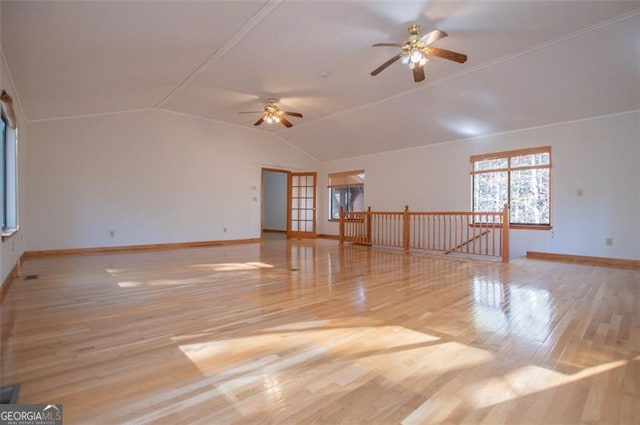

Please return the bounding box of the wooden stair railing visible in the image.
[340,204,510,262]
[444,229,491,255]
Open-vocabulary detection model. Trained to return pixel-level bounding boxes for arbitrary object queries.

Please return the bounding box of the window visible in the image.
[471,146,551,227]
[328,170,365,220]
[1,114,7,229]
[1,90,18,235]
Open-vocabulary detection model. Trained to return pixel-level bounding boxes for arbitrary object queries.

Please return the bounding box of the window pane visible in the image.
[473,158,508,172]
[510,168,550,224]
[351,186,364,212]
[511,153,550,168]
[330,186,365,219]
[473,171,508,213]
[330,188,340,220]
[1,116,5,228]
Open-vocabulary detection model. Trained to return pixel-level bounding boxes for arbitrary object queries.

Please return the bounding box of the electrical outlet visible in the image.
[606,238,613,246]
[109,230,115,237]
[223,227,227,233]
[576,188,583,197]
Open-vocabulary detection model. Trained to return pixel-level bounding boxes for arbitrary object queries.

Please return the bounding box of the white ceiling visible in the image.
[2,1,639,161]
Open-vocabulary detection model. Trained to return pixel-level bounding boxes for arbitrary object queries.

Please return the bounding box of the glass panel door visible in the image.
[288,172,317,238]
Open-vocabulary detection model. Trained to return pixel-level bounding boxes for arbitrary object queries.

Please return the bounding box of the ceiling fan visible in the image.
[239,99,303,128]
[371,24,468,83]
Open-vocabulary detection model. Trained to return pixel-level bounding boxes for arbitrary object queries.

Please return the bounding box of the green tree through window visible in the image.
[471,147,551,226]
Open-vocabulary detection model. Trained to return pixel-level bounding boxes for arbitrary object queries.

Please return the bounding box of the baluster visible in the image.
[484,216,488,255]
[448,215,452,252]
[466,214,470,254]
[384,213,388,246]
[472,214,477,255]
[431,214,435,251]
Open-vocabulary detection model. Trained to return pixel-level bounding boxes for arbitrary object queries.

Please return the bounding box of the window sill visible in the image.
[1,227,19,241]
[466,223,552,231]
[510,224,552,231]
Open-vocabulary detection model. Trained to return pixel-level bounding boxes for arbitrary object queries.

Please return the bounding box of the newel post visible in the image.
[502,203,510,262]
[339,207,345,245]
[366,206,372,245]
[403,205,410,253]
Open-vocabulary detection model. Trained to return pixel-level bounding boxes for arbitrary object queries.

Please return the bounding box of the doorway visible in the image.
[261,168,317,239]
[261,168,288,238]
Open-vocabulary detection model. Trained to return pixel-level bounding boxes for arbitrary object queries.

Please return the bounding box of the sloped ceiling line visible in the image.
[153,0,284,109]
[1,50,27,124]
[275,7,640,134]
[5,0,638,162]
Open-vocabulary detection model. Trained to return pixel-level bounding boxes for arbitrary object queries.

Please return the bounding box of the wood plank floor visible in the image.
[1,239,639,424]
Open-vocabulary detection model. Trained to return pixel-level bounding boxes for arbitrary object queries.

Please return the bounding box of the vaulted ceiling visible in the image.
[2,1,639,161]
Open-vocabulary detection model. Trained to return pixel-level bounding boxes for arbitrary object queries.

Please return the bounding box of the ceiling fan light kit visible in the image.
[242,23,466,126]
[239,98,303,128]
[371,23,467,83]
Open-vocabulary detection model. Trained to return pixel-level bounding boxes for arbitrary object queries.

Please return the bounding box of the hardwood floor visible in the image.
[1,239,639,424]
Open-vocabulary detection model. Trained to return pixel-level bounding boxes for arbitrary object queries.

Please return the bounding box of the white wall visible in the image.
[319,112,640,260]
[26,110,317,251]
[261,170,287,231]
[0,49,28,285]
[20,95,640,261]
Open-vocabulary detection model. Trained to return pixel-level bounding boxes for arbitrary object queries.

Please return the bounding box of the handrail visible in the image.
[444,229,491,254]
[340,204,510,262]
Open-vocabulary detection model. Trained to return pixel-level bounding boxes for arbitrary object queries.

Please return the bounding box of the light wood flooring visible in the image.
[1,239,639,424]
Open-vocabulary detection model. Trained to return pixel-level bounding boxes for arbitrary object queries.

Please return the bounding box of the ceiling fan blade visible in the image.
[370,53,403,76]
[419,29,448,46]
[280,116,293,128]
[283,111,303,118]
[239,111,263,114]
[412,66,425,82]
[423,46,467,63]
[254,117,265,126]
[372,42,403,47]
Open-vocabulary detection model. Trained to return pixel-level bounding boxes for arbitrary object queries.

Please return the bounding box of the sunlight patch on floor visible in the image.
[175,325,496,423]
[191,262,274,271]
[117,277,213,287]
[402,359,629,424]
[117,281,141,288]
[465,359,628,409]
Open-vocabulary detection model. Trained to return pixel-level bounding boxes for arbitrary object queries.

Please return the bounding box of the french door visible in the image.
[288,172,317,238]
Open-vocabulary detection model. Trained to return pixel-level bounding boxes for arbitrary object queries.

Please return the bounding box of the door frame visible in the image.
[261,168,289,237]
[260,168,318,239]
